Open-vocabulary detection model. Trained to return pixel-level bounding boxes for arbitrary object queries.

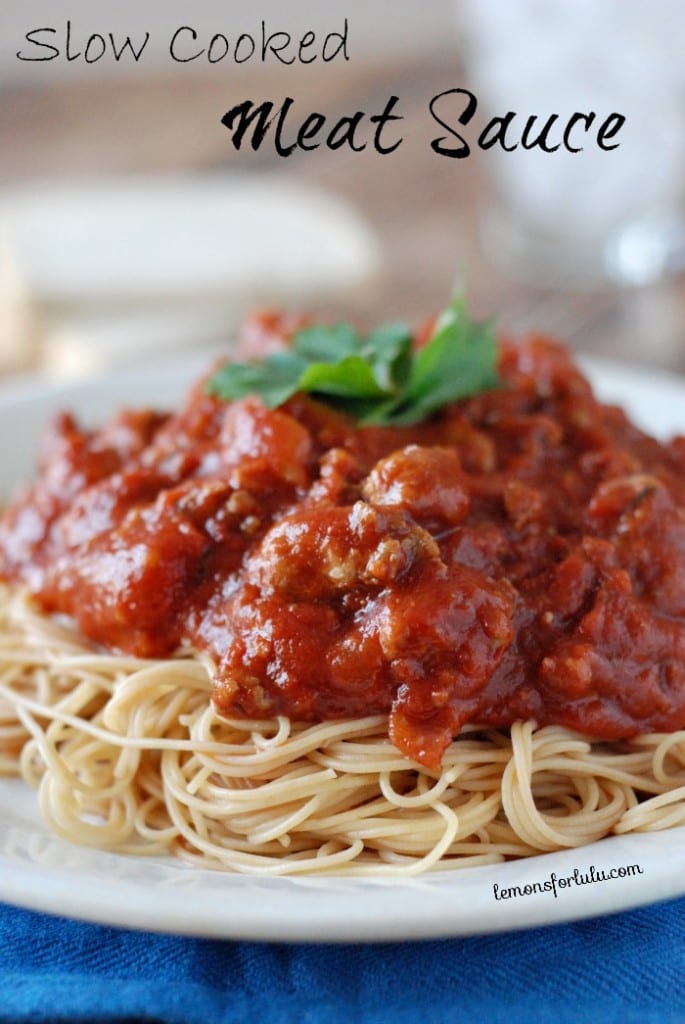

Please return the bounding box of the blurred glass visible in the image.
[458,0,685,288]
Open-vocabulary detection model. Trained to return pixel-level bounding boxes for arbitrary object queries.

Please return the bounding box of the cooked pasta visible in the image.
[2,588,684,875]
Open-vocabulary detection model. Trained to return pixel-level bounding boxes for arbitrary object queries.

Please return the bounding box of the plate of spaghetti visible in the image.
[0,301,684,941]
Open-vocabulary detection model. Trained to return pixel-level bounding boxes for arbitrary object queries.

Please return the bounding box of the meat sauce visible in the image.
[2,318,685,768]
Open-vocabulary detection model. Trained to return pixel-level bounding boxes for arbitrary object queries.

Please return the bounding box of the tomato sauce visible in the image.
[2,322,685,768]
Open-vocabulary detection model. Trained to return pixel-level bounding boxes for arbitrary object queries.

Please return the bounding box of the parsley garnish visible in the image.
[206,296,499,425]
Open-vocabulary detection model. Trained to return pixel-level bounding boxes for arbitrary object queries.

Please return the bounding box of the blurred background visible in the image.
[1,0,685,382]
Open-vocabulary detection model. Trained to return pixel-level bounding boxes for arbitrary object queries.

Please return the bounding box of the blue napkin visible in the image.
[1,898,684,1024]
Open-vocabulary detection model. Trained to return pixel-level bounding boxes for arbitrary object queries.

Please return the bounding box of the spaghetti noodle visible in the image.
[2,587,684,875]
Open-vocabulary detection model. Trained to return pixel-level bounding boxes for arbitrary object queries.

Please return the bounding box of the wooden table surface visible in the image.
[2,53,685,375]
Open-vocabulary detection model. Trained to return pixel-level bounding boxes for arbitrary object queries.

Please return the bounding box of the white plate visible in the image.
[0,356,684,942]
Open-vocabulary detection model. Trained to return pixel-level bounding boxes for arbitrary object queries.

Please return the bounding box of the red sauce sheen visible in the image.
[2,319,685,768]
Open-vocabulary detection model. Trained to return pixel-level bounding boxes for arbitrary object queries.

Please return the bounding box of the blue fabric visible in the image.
[1,899,685,1024]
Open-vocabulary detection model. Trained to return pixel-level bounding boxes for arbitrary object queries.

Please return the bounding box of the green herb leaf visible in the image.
[293,323,361,362]
[205,350,308,408]
[386,298,500,425]
[361,323,413,392]
[299,355,389,400]
[206,296,499,425]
